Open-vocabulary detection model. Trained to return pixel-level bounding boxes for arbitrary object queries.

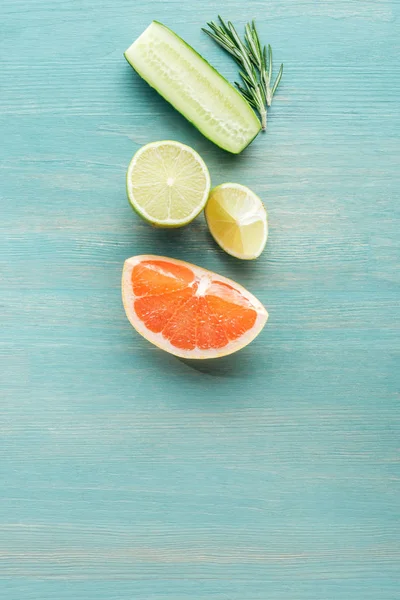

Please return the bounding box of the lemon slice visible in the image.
[126,140,211,227]
[205,183,268,260]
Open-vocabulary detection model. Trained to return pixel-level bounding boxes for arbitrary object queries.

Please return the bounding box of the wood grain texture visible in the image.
[1,0,399,598]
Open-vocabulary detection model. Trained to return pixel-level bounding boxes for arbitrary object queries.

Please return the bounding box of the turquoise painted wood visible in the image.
[1,1,399,598]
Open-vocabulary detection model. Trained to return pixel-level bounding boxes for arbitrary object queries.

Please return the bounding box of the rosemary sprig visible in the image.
[202,16,283,130]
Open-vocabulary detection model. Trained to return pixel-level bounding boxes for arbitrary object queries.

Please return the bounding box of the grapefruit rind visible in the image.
[122,255,268,359]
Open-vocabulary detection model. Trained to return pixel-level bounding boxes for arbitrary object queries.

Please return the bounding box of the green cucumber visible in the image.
[124,21,261,154]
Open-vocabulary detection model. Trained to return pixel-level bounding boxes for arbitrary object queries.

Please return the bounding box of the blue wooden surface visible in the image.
[1,1,399,599]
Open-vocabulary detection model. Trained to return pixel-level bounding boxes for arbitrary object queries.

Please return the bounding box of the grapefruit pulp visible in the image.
[122,255,268,359]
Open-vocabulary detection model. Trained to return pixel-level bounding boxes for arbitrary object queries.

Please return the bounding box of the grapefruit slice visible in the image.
[122,255,268,359]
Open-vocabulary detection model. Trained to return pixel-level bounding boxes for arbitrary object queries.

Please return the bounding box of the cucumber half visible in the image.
[124,21,261,154]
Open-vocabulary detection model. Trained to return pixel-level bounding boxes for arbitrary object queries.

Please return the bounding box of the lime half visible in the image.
[127,141,211,227]
[205,183,268,260]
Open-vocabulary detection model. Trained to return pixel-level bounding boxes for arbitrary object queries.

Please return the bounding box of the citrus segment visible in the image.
[122,255,268,359]
[132,260,195,296]
[205,183,268,259]
[127,141,210,227]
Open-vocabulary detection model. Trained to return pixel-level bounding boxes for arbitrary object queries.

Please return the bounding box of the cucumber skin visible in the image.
[124,22,261,154]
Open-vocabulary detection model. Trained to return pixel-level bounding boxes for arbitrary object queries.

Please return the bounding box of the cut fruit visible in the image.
[205,183,268,260]
[124,21,261,154]
[126,140,211,227]
[122,255,268,359]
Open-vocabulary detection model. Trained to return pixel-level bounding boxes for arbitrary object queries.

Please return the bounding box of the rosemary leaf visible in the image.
[203,17,284,130]
[268,44,273,86]
[272,63,284,96]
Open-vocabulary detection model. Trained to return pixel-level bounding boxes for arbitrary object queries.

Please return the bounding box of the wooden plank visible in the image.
[1,0,399,598]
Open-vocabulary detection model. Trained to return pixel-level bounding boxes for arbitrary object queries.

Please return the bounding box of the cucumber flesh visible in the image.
[124,21,261,154]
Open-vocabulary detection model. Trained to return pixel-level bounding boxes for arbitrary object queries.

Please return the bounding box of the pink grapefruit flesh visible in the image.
[122,255,268,359]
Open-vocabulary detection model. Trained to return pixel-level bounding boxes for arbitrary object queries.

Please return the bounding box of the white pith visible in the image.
[195,275,211,297]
